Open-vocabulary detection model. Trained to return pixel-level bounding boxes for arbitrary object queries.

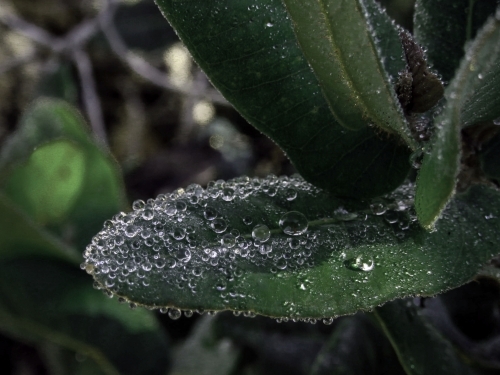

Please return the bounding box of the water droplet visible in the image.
[221,233,236,248]
[132,200,145,210]
[279,211,308,235]
[204,206,218,220]
[285,188,297,201]
[125,224,140,238]
[384,210,399,224]
[346,255,374,272]
[168,308,182,320]
[172,227,186,240]
[409,150,423,169]
[211,218,227,233]
[252,224,271,242]
[370,202,386,215]
[243,216,253,225]
[259,243,272,254]
[142,208,154,221]
[222,187,235,201]
[176,200,187,212]
[322,317,334,325]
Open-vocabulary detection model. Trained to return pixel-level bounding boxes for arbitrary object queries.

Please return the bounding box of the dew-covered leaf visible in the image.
[414,0,498,83]
[0,259,170,375]
[155,0,412,199]
[0,98,127,249]
[375,299,475,375]
[3,140,86,225]
[0,192,80,263]
[415,12,500,229]
[460,11,500,127]
[84,175,500,319]
[280,0,414,142]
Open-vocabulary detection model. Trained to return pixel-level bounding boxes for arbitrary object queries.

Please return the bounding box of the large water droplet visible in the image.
[168,308,182,320]
[211,218,227,233]
[252,224,271,242]
[279,211,308,235]
[204,206,218,220]
[346,255,374,272]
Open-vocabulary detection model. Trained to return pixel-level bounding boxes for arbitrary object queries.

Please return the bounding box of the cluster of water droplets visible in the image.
[83,175,418,320]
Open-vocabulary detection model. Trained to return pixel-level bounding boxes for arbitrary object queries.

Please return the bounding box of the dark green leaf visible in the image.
[414,0,498,83]
[415,12,500,229]
[374,299,475,375]
[280,0,413,140]
[0,192,80,263]
[84,175,500,319]
[461,11,500,127]
[155,0,412,198]
[0,98,127,249]
[0,259,170,375]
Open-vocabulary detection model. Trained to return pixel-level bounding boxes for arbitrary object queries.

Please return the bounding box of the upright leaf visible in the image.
[416,12,500,229]
[281,0,414,144]
[155,0,412,198]
[461,10,500,127]
[414,0,498,83]
[84,175,500,319]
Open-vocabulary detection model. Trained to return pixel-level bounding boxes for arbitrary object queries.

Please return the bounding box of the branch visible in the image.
[98,0,229,107]
[72,48,108,147]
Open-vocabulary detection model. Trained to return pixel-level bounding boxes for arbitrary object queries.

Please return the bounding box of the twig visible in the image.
[72,48,108,147]
[99,0,229,106]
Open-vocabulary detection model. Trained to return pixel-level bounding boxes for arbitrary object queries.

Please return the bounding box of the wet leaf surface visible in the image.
[414,0,498,83]
[85,175,500,319]
[155,0,412,199]
[416,12,500,229]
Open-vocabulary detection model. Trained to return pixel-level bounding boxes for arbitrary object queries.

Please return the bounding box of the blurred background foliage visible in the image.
[0,0,499,374]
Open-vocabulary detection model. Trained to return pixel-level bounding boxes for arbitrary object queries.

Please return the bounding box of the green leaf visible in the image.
[0,98,127,249]
[84,175,500,319]
[155,0,412,199]
[415,12,500,229]
[0,259,170,375]
[0,192,80,263]
[374,299,475,375]
[461,11,500,127]
[414,0,498,83]
[3,140,86,225]
[281,0,414,141]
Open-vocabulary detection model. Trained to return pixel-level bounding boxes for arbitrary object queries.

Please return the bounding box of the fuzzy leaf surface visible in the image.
[416,12,500,229]
[414,0,498,83]
[155,0,412,199]
[85,176,500,319]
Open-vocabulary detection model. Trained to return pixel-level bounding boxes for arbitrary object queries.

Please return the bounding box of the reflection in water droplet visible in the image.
[252,224,271,242]
[168,308,182,320]
[285,188,297,201]
[279,211,308,235]
[211,218,227,233]
[346,255,374,272]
